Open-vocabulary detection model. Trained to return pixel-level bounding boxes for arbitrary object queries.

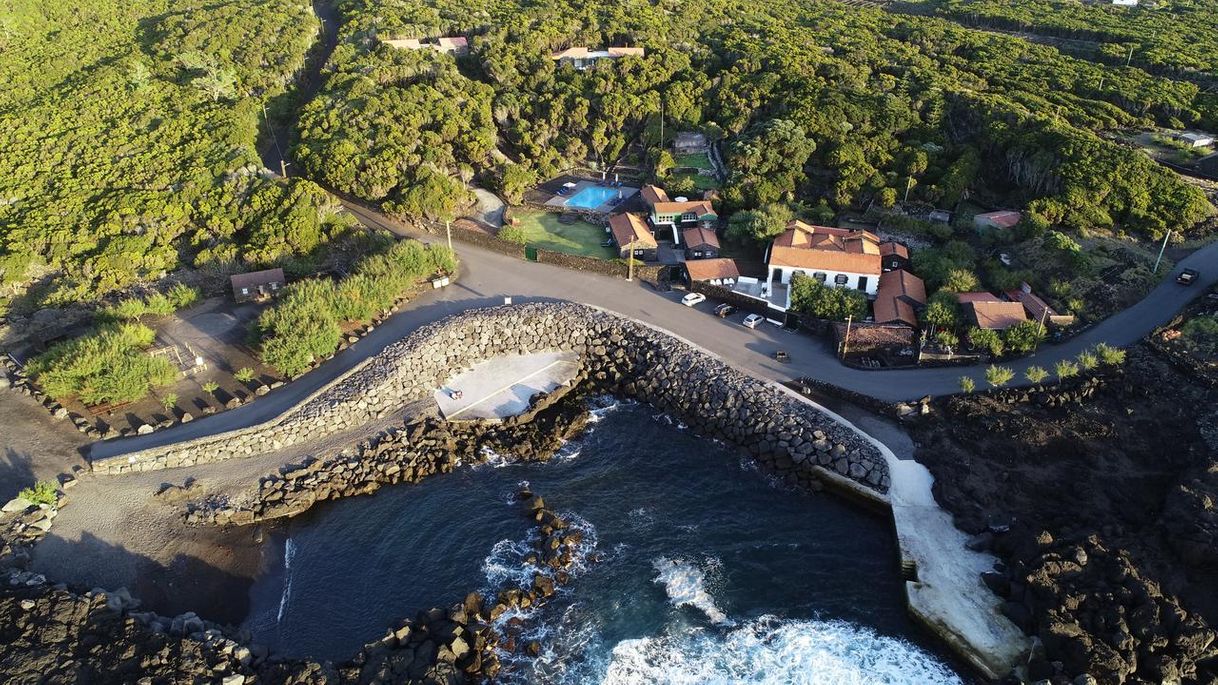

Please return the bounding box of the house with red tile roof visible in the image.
[973,210,1022,232]
[873,270,927,327]
[1005,283,1076,328]
[764,221,913,307]
[682,226,720,259]
[685,258,740,283]
[608,213,657,261]
[880,241,910,272]
[965,300,1028,331]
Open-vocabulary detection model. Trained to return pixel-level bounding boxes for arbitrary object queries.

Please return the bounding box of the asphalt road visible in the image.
[90,203,1218,458]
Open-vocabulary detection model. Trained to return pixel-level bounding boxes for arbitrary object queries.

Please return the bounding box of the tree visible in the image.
[1003,320,1047,354]
[922,291,961,332]
[968,327,1005,357]
[789,275,868,321]
[942,268,981,293]
[935,329,958,354]
[986,365,1015,387]
[726,204,793,244]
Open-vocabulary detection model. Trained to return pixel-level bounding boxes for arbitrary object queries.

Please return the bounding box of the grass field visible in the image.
[512,210,616,259]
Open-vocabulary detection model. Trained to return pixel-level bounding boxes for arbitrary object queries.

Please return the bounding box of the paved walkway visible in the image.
[434,352,579,420]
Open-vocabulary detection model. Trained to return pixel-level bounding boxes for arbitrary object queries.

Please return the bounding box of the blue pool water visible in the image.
[565,185,620,210]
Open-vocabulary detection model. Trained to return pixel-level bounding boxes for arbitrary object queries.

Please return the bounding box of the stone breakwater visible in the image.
[187,391,591,526]
[94,302,888,496]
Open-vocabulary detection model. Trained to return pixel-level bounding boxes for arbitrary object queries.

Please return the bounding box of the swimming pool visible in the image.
[565,185,620,210]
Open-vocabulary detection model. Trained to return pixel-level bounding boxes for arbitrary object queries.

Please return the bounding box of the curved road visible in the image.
[91,203,1218,458]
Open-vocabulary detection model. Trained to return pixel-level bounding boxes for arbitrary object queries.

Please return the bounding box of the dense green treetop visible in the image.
[0,0,342,306]
[306,0,1214,243]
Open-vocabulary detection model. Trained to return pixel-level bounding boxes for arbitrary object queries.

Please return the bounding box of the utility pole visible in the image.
[1126,45,1134,67]
[261,102,286,178]
[446,220,453,255]
[626,237,635,282]
[840,314,853,360]
[1153,229,1171,273]
[659,100,664,154]
[903,175,913,204]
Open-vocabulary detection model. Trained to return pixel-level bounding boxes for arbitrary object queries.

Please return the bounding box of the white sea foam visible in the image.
[587,396,631,423]
[276,537,296,624]
[652,557,733,626]
[603,616,963,685]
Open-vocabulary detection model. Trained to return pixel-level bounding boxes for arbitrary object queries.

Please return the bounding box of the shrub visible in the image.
[1055,359,1080,380]
[254,240,455,376]
[1025,366,1049,384]
[234,367,255,383]
[968,327,1005,357]
[201,380,219,393]
[26,322,178,405]
[959,376,976,394]
[1180,315,1218,355]
[1077,350,1099,370]
[498,225,527,245]
[985,365,1015,387]
[935,330,958,352]
[18,481,58,506]
[1003,320,1047,354]
[1093,343,1126,366]
[161,393,178,411]
[99,284,201,321]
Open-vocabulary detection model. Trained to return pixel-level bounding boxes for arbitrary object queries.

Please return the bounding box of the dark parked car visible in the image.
[1177,268,1199,285]
[714,303,737,318]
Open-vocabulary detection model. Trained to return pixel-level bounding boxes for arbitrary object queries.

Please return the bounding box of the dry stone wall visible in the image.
[92,303,888,493]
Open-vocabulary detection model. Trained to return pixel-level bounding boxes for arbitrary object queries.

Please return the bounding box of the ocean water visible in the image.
[245,402,964,683]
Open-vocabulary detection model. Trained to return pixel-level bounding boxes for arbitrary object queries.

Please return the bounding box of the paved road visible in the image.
[90,203,1218,458]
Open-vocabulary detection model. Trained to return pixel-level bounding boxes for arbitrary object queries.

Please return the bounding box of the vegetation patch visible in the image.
[253,240,456,377]
[507,211,615,259]
[26,322,178,406]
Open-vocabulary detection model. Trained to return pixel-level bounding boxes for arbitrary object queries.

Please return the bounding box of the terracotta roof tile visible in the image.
[685,258,740,282]
[608,213,656,249]
[967,301,1027,330]
[682,226,719,249]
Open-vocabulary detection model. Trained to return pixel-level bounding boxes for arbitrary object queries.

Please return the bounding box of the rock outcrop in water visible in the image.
[94,303,887,497]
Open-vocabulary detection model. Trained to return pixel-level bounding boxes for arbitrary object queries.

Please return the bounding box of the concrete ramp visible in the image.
[434,351,580,420]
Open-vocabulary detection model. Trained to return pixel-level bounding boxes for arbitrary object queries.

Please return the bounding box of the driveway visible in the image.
[90,202,1218,458]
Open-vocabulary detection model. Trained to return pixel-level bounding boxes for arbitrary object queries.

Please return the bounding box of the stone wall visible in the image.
[92,303,888,494]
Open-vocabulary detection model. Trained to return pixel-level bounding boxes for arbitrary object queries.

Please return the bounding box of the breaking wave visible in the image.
[653,557,733,626]
[603,616,963,685]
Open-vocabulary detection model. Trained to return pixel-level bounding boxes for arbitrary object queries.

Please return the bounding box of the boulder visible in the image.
[2,497,33,513]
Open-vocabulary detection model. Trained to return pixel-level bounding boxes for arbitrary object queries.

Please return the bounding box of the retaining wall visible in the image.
[92,303,888,494]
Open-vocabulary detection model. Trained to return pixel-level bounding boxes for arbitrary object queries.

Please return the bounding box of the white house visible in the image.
[765,221,892,309]
[1111,0,1138,6]
[1180,132,1215,148]
[551,46,644,70]
[639,185,717,242]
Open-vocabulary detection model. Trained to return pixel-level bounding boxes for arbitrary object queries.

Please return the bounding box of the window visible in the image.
[682,212,696,222]
[834,274,849,286]
[634,249,644,257]
[857,276,869,291]
[692,250,702,258]
[241,287,249,295]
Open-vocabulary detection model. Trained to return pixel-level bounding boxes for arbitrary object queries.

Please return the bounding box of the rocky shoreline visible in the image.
[0,481,587,684]
[911,347,1218,684]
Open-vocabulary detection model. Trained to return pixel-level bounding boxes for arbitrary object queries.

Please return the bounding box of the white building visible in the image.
[1111,0,1139,6]
[550,46,645,70]
[1180,132,1215,148]
[764,221,891,309]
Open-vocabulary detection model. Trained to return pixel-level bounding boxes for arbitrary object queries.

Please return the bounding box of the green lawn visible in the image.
[512,210,616,259]
[674,152,713,169]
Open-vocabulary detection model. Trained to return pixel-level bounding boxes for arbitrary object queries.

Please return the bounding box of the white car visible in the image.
[681,293,706,307]
[742,314,765,329]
